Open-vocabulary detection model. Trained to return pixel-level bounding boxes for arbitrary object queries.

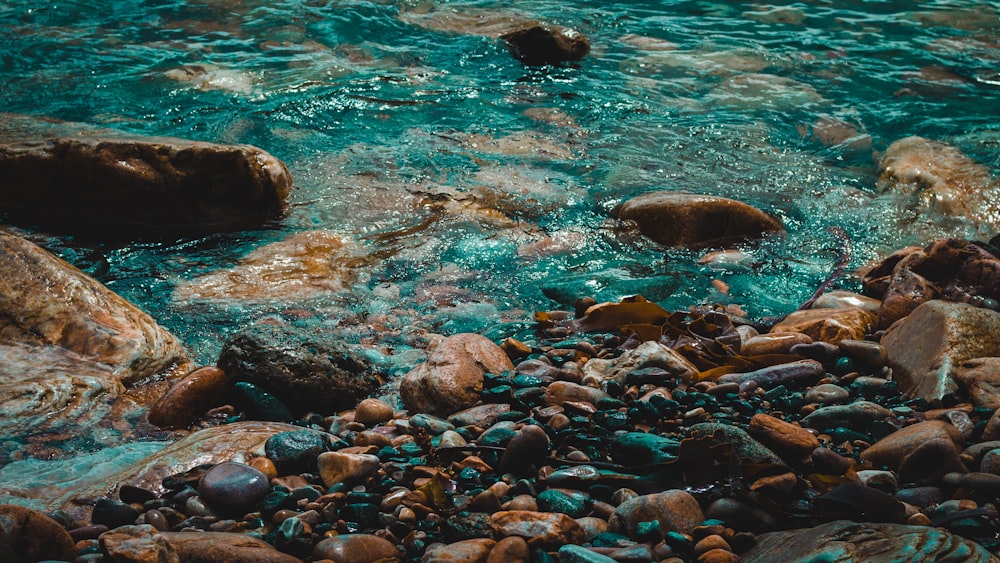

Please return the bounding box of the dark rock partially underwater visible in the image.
[0,116,291,237]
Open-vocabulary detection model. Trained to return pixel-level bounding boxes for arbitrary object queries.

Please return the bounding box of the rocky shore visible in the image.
[4,221,1000,562]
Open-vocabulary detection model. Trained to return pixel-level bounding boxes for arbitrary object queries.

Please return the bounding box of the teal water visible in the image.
[2,0,999,366]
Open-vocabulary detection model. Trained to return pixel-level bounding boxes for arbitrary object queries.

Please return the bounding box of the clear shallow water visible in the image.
[1,0,999,366]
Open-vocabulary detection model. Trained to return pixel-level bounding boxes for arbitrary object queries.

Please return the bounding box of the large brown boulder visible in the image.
[0,232,192,443]
[0,118,291,236]
[881,300,1000,403]
[0,505,77,563]
[614,191,783,248]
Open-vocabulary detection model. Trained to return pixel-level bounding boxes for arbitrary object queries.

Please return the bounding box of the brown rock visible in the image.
[160,531,301,563]
[501,25,590,66]
[769,307,875,344]
[99,524,178,563]
[614,191,783,248]
[0,231,192,443]
[748,413,820,462]
[173,230,364,302]
[881,300,1000,402]
[0,504,76,563]
[609,490,704,537]
[544,381,611,406]
[897,436,967,484]
[147,366,228,429]
[0,119,291,236]
[486,536,530,563]
[744,519,997,563]
[812,290,881,313]
[354,398,395,427]
[401,333,514,416]
[860,420,964,471]
[317,452,381,487]
[491,510,588,549]
[877,137,1000,233]
[741,332,813,356]
[498,424,550,475]
[697,549,741,563]
[313,533,401,562]
[423,539,497,562]
[954,358,1000,409]
[862,238,1000,329]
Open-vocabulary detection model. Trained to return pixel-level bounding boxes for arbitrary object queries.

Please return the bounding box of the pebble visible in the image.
[486,535,530,563]
[491,510,588,549]
[423,538,496,562]
[838,339,887,369]
[265,429,339,475]
[747,413,820,461]
[317,451,380,487]
[558,543,618,563]
[91,498,140,529]
[99,524,176,563]
[498,424,550,475]
[147,365,228,429]
[804,383,850,404]
[197,462,271,515]
[354,398,395,426]
[609,490,704,537]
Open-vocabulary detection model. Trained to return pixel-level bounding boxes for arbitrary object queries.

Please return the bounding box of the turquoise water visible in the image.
[2,0,999,365]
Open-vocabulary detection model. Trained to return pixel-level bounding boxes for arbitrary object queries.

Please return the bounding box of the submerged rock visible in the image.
[501,25,590,65]
[878,136,1000,232]
[614,191,783,248]
[769,307,875,345]
[217,323,379,415]
[173,230,365,303]
[743,519,997,562]
[0,120,291,236]
[0,232,191,443]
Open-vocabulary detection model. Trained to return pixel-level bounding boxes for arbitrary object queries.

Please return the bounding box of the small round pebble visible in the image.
[197,462,271,515]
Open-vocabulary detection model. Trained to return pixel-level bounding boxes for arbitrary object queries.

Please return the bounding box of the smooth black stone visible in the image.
[233,381,294,422]
[198,462,271,515]
[118,484,156,505]
[91,498,139,529]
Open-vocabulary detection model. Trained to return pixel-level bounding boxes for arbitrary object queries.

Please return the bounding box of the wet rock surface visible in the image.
[0,117,291,236]
[613,191,784,248]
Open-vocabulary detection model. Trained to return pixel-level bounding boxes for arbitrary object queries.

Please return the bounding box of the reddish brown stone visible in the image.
[614,191,784,248]
[881,300,1000,402]
[313,534,401,562]
[0,505,76,563]
[748,413,820,462]
[491,511,587,549]
[401,333,514,416]
[161,531,300,563]
[147,366,228,429]
[769,307,875,344]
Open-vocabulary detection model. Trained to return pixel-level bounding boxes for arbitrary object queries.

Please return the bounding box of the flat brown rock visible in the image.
[614,191,783,248]
[173,230,365,302]
[161,531,302,563]
[769,307,875,344]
